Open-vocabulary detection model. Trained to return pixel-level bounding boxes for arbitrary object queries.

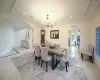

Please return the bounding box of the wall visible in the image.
[45,23,68,48]
[25,21,41,45]
[0,27,13,56]
[67,21,90,51]
[33,27,41,45]
[45,20,89,51]
[88,13,100,70]
[13,29,27,47]
[0,26,28,56]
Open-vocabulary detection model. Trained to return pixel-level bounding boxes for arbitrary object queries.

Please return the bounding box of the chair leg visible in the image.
[38,58,41,65]
[46,62,48,72]
[41,60,43,67]
[34,56,37,62]
[89,56,91,60]
[81,53,83,60]
[67,61,69,67]
[92,56,94,63]
[89,56,93,63]
[65,62,68,72]
[56,59,58,64]
[90,56,94,63]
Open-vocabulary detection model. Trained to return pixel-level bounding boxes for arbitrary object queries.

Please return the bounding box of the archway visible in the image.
[68,26,80,50]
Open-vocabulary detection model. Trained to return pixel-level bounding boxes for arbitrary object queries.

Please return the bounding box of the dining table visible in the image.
[49,47,66,70]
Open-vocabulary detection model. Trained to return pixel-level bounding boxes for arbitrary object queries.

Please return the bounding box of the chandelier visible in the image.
[43,14,53,28]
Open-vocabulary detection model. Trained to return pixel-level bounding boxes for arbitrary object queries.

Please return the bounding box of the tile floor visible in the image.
[70,46,100,80]
[0,46,100,80]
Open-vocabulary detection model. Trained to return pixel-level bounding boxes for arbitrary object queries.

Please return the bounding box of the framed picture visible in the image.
[50,30,59,39]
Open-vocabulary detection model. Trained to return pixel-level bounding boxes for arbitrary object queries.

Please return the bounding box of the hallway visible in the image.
[70,46,100,80]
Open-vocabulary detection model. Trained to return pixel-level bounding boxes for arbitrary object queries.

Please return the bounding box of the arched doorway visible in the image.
[68,26,80,50]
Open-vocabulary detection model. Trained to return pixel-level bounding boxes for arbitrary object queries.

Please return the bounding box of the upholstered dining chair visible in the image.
[55,44,60,48]
[45,42,50,47]
[40,47,52,72]
[56,49,69,72]
[81,45,94,63]
[34,45,41,65]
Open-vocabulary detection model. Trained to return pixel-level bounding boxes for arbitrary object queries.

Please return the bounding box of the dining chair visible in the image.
[81,45,94,63]
[40,47,52,72]
[45,42,50,47]
[55,44,60,48]
[56,49,69,72]
[34,45,41,65]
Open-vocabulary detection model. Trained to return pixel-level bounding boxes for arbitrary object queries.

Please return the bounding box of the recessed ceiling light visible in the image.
[23,12,26,14]
[70,16,72,18]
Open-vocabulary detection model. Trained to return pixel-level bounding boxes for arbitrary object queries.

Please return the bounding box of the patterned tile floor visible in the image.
[70,46,100,80]
[12,56,87,80]
[0,46,100,80]
[12,46,100,80]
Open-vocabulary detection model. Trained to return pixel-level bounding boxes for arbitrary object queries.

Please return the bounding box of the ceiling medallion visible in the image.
[43,14,53,28]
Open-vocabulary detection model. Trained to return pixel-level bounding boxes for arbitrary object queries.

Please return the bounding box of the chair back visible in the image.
[88,45,94,55]
[64,48,71,61]
[64,49,67,59]
[41,47,49,61]
[34,45,41,57]
[45,42,50,47]
[55,44,60,48]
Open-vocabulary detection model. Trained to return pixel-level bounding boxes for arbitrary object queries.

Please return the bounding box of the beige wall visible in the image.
[45,23,68,48]
[88,13,100,70]
[0,27,13,56]
[44,20,90,51]
[33,27,41,45]
[25,20,41,46]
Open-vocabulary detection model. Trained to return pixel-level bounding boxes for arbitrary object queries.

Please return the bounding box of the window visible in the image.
[96,27,100,57]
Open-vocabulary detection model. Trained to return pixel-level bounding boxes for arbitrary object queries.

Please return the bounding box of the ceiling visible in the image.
[0,12,29,30]
[0,0,100,24]
[69,26,80,33]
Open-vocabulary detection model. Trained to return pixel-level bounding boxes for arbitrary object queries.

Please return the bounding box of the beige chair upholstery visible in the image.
[34,45,41,64]
[56,48,70,72]
[34,45,41,57]
[61,49,69,62]
[45,42,50,47]
[41,47,51,61]
[41,47,52,72]
[81,45,94,63]
[56,48,70,61]
[55,44,60,48]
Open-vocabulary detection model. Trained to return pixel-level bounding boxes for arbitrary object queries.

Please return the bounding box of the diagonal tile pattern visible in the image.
[12,51,87,80]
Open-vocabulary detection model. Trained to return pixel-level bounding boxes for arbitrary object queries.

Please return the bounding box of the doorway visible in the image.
[68,26,80,50]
